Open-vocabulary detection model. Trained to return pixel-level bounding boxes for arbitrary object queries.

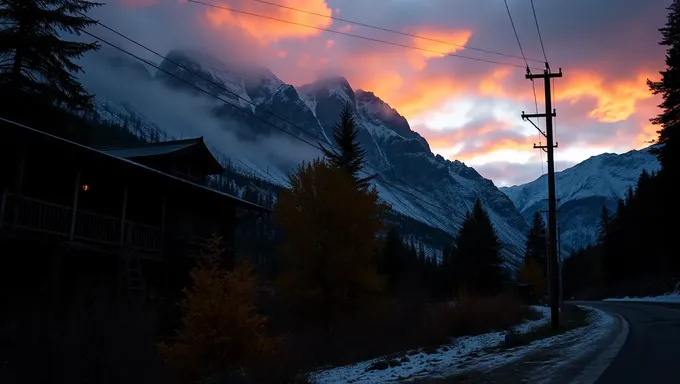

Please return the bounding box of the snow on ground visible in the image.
[309,306,614,384]
[603,290,680,304]
[309,306,551,384]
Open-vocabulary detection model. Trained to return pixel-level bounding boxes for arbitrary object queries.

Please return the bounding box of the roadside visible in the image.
[410,304,617,384]
[308,306,552,384]
[308,304,622,384]
[309,304,619,384]
[603,284,680,304]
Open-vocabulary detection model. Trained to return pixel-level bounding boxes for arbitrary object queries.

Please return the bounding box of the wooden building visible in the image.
[0,118,271,298]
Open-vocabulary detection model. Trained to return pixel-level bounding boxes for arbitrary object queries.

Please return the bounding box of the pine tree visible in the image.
[274,159,389,336]
[0,0,101,111]
[523,211,548,277]
[319,103,374,190]
[597,205,609,245]
[379,226,405,294]
[648,0,680,176]
[453,199,508,296]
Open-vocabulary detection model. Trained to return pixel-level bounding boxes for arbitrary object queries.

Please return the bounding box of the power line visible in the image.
[79,27,458,216]
[530,0,548,63]
[503,0,529,69]
[237,0,545,64]
[187,0,542,71]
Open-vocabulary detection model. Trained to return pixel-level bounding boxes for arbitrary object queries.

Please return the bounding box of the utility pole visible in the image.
[522,64,563,330]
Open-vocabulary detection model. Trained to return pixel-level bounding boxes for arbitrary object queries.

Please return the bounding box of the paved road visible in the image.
[579,301,680,384]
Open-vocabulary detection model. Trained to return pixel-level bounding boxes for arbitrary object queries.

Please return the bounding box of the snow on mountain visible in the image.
[83,48,529,265]
[501,147,661,254]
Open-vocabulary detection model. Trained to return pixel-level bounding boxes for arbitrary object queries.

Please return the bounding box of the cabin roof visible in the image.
[96,138,203,158]
[0,117,270,213]
[96,137,225,175]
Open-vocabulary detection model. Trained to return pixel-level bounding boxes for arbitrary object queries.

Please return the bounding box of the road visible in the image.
[580,301,680,384]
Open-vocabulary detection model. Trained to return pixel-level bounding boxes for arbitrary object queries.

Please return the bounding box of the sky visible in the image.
[90,0,671,186]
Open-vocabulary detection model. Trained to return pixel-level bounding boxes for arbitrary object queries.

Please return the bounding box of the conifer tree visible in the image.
[523,211,548,276]
[0,0,101,111]
[648,0,680,176]
[453,199,508,296]
[319,103,374,190]
[597,205,609,245]
[274,159,388,334]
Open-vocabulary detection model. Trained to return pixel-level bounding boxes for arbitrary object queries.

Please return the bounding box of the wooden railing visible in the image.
[0,192,163,253]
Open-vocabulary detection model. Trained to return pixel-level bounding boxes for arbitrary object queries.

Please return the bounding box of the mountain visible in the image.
[501,147,661,254]
[80,48,529,265]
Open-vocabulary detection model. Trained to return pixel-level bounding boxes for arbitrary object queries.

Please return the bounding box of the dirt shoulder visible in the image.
[411,304,619,384]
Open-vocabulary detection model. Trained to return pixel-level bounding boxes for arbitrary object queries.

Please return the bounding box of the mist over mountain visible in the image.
[78,47,529,265]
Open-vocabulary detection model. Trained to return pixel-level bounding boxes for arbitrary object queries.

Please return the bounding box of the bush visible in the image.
[440,293,531,336]
[254,293,531,381]
[158,239,278,383]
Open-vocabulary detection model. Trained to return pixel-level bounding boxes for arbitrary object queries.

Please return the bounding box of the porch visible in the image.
[0,192,163,259]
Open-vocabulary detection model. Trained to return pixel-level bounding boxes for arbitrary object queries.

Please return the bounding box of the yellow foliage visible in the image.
[157,237,277,383]
[274,159,390,325]
[518,258,546,300]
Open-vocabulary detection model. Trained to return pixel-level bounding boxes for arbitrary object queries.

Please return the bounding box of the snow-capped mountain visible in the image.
[80,48,528,265]
[501,148,661,254]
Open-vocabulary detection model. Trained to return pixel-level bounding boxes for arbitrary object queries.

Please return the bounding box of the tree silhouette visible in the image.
[523,211,547,277]
[274,159,388,337]
[648,0,680,177]
[0,0,101,111]
[320,103,374,190]
[453,199,508,296]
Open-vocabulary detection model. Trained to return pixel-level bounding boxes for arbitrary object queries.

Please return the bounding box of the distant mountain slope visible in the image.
[501,147,661,254]
[80,48,529,265]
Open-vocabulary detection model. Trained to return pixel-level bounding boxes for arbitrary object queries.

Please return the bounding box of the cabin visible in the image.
[0,118,272,300]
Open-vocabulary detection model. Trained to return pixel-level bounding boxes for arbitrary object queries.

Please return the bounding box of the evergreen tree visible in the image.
[523,211,547,276]
[319,103,374,190]
[274,159,388,337]
[597,205,609,245]
[648,0,680,177]
[379,226,405,294]
[453,199,508,296]
[0,0,102,111]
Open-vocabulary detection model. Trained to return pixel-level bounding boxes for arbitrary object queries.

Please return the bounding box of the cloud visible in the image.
[77,49,320,175]
[87,0,671,186]
[204,0,333,44]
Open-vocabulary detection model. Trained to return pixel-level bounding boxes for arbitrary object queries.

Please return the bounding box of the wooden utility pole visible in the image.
[522,64,563,329]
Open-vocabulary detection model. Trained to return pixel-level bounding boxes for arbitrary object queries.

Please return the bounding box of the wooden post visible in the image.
[15,152,24,195]
[0,188,7,230]
[69,171,81,241]
[120,184,128,245]
[160,195,167,232]
[160,195,167,254]
[11,152,24,227]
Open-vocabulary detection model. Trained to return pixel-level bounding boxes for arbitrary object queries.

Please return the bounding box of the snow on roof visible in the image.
[96,138,203,159]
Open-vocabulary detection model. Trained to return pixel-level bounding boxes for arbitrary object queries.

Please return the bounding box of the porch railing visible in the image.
[0,192,163,253]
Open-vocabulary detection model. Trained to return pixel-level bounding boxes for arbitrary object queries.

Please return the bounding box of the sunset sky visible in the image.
[94,0,670,186]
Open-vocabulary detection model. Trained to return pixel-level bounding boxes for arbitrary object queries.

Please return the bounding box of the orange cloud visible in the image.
[556,71,656,123]
[407,28,472,70]
[326,39,335,49]
[277,50,287,58]
[205,0,332,44]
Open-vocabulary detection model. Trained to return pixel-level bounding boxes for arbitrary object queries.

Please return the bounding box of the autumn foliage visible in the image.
[157,237,277,383]
[274,159,389,329]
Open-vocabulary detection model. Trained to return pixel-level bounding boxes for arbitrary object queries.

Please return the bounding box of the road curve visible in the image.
[578,301,680,384]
